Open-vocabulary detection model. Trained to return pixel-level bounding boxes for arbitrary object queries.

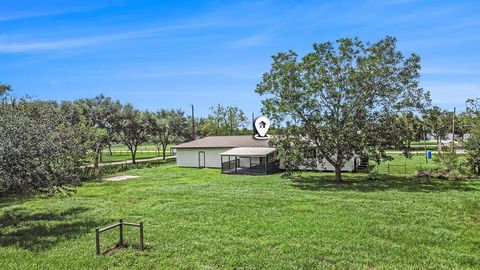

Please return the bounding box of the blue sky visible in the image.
[1,0,479,116]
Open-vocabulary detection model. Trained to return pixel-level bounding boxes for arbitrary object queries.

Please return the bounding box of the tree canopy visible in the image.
[200,104,249,136]
[0,90,89,194]
[148,109,189,159]
[113,104,150,164]
[423,106,450,153]
[256,36,430,182]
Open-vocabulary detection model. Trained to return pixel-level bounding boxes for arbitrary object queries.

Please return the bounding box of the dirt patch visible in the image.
[103,175,140,182]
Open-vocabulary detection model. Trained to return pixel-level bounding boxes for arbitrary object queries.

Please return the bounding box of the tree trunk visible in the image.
[94,152,100,169]
[108,144,113,156]
[162,149,166,160]
[335,165,343,183]
[131,147,137,164]
[437,137,441,154]
[94,144,101,169]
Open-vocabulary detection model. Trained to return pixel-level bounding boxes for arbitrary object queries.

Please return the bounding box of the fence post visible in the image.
[404,164,407,174]
[119,219,123,246]
[139,222,144,251]
[95,228,100,255]
[387,164,390,174]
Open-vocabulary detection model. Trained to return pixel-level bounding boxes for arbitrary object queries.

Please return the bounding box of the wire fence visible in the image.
[369,162,440,175]
[81,158,176,180]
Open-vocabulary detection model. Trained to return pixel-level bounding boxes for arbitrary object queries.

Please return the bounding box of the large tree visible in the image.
[114,104,150,164]
[423,106,450,153]
[74,95,121,168]
[256,37,430,182]
[0,88,89,194]
[148,109,189,160]
[395,112,423,157]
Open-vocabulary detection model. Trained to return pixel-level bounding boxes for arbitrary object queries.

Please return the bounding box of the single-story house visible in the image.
[172,135,359,175]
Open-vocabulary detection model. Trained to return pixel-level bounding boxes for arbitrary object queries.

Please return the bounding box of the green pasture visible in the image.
[1,164,479,269]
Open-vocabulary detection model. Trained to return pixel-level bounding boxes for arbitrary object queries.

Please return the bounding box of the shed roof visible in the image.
[173,135,270,149]
[220,147,276,157]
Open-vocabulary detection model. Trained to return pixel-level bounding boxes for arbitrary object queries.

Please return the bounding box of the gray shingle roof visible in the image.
[173,135,271,149]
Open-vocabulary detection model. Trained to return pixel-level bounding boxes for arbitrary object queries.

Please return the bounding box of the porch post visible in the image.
[250,157,252,173]
[235,156,237,174]
[265,155,267,174]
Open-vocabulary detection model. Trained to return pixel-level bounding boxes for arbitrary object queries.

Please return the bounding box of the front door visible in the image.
[198,151,205,168]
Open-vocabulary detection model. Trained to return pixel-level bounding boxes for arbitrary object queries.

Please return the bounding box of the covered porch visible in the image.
[220,147,279,175]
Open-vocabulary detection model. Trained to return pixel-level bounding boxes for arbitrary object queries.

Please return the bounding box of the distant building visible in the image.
[172,135,359,175]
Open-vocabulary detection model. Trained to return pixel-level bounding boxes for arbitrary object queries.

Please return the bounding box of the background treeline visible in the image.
[0,84,251,195]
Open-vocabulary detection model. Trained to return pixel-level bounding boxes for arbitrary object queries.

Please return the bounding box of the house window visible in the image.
[259,157,266,164]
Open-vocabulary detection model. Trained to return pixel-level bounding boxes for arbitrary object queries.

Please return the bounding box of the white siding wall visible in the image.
[176,148,358,172]
[280,157,358,172]
[176,148,232,168]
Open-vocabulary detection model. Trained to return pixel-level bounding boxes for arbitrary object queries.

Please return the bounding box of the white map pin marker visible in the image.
[255,116,270,138]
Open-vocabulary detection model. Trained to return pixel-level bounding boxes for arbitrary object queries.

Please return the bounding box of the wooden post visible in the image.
[119,219,123,246]
[95,228,100,255]
[265,155,267,174]
[387,164,390,174]
[139,222,144,251]
[250,157,252,174]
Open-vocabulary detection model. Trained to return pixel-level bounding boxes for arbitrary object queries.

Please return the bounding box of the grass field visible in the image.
[99,151,169,163]
[1,165,479,269]
[107,143,173,152]
[370,153,442,174]
[93,144,174,163]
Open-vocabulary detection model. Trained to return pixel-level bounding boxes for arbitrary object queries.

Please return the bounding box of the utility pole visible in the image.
[252,113,255,136]
[452,107,456,153]
[191,104,195,140]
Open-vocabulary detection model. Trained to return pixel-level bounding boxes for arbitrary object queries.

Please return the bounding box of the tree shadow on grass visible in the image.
[290,173,480,193]
[0,207,106,252]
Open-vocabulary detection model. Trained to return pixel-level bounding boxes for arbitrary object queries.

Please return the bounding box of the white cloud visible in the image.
[231,32,270,48]
[0,22,220,53]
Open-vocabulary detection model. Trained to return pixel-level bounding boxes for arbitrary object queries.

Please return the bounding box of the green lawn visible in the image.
[99,151,169,163]
[411,141,438,146]
[1,165,479,269]
[89,144,175,164]
[370,153,442,174]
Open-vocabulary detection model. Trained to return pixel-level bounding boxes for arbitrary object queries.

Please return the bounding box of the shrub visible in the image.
[0,98,89,194]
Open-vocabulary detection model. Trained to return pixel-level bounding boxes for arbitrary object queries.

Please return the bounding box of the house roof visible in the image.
[173,135,270,149]
[220,147,276,157]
